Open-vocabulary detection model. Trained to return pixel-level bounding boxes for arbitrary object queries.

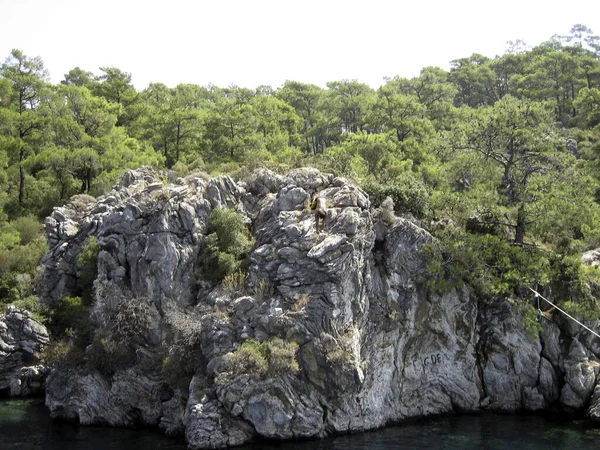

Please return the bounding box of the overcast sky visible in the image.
[1,0,599,91]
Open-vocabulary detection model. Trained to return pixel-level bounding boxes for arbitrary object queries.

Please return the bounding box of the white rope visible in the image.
[528,287,600,340]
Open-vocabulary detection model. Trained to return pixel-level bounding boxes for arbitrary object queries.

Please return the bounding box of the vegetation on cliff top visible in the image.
[1,24,600,318]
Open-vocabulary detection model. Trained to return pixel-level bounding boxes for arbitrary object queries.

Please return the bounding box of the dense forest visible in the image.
[2,24,600,321]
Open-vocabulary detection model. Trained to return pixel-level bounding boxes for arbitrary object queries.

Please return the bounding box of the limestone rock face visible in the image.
[0,306,49,396]
[38,167,600,448]
[44,367,182,433]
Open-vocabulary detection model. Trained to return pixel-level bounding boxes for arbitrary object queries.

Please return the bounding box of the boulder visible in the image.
[0,306,49,396]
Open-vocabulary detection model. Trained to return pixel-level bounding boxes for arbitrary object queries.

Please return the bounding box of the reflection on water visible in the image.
[2,398,600,450]
[0,398,186,450]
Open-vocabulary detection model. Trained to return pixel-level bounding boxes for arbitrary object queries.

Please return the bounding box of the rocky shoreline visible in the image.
[3,167,600,448]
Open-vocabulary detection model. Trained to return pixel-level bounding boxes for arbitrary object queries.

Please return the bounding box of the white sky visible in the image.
[1,0,599,91]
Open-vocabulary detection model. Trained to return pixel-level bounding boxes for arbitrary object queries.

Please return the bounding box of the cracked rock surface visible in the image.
[0,306,49,396]
[37,167,600,448]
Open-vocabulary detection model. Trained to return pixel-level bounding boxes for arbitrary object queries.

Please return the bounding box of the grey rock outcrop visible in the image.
[38,167,600,448]
[0,306,49,396]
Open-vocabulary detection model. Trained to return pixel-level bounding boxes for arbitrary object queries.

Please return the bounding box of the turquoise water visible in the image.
[2,398,600,449]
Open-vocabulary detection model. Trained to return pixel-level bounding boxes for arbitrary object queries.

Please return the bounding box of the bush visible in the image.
[87,330,136,377]
[208,207,253,256]
[0,236,48,307]
[11,216,42,245]
[253,278,273,304]
[363,172,430,219]
[223,270,247,293]
[40,339,81,369]
[93,284,155,344]
[547,254,600,318]
[266,338,300,375]
[11,295,49,323]
[53,296,88,329]
[427,228,550,298]
[77,236,101,305]
[51,296,92,348]
[161,309,205,390]
[218,340,268,383]
[161,347,197,390]
[164,309,203,347]
[216,338,299,384]
[200,208,253,283]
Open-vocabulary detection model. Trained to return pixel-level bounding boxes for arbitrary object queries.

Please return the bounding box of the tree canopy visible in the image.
[2,24,600,314]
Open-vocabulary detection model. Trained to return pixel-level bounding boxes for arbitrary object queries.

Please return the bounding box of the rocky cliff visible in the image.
[38,167,600,448]
[0,306,49,396]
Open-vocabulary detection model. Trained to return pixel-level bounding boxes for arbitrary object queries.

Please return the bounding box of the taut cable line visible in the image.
[528,287,600,340]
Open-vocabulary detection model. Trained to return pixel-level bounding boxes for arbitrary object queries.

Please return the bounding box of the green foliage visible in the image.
[363,171,430,219]
[208,207,253,255]
[514,300,544,339]
[11,215,42,245]
[10,295,49,323]
[51,296,89,341]
[219,340,268,382]
[40,339,81,369]
[547,255,600,310]
[223,269,247,293]
[561,300,600,321]
[266,338,300,375]
[200,208,253,283]
[52,295,86,323]
[216,338,300,384]
[427,228,550,298]
[0,230,47,306]
[76,236,100,304]
[161,345,197,390]
[2,34,600,321]
[86,330,136,377]
[0,224,19,250]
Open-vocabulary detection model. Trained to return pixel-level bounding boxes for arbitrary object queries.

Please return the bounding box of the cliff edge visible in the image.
[37,167,600,448]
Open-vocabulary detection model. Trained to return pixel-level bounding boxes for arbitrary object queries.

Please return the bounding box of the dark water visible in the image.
[2,398,600,449]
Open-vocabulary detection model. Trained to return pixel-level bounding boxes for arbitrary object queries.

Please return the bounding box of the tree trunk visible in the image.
[514,203,526,245]
[19,164,25,206]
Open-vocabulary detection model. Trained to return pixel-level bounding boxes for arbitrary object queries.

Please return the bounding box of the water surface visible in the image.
[2,399,600,449]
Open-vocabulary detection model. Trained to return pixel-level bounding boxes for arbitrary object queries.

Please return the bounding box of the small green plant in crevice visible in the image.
[253,278,273,304]
[223,269,247,293]
[290,294,310,312]
[77,236,101,305]
[200,208,254,283]
[216,338,299,384]
[266,338,300,375]
[217,339,268,383]
[322,331,355,367]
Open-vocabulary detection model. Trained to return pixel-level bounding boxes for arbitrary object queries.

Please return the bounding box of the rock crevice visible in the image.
[34,167,600,448]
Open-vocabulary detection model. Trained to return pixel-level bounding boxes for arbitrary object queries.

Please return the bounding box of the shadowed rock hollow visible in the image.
[37,167,600,449]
